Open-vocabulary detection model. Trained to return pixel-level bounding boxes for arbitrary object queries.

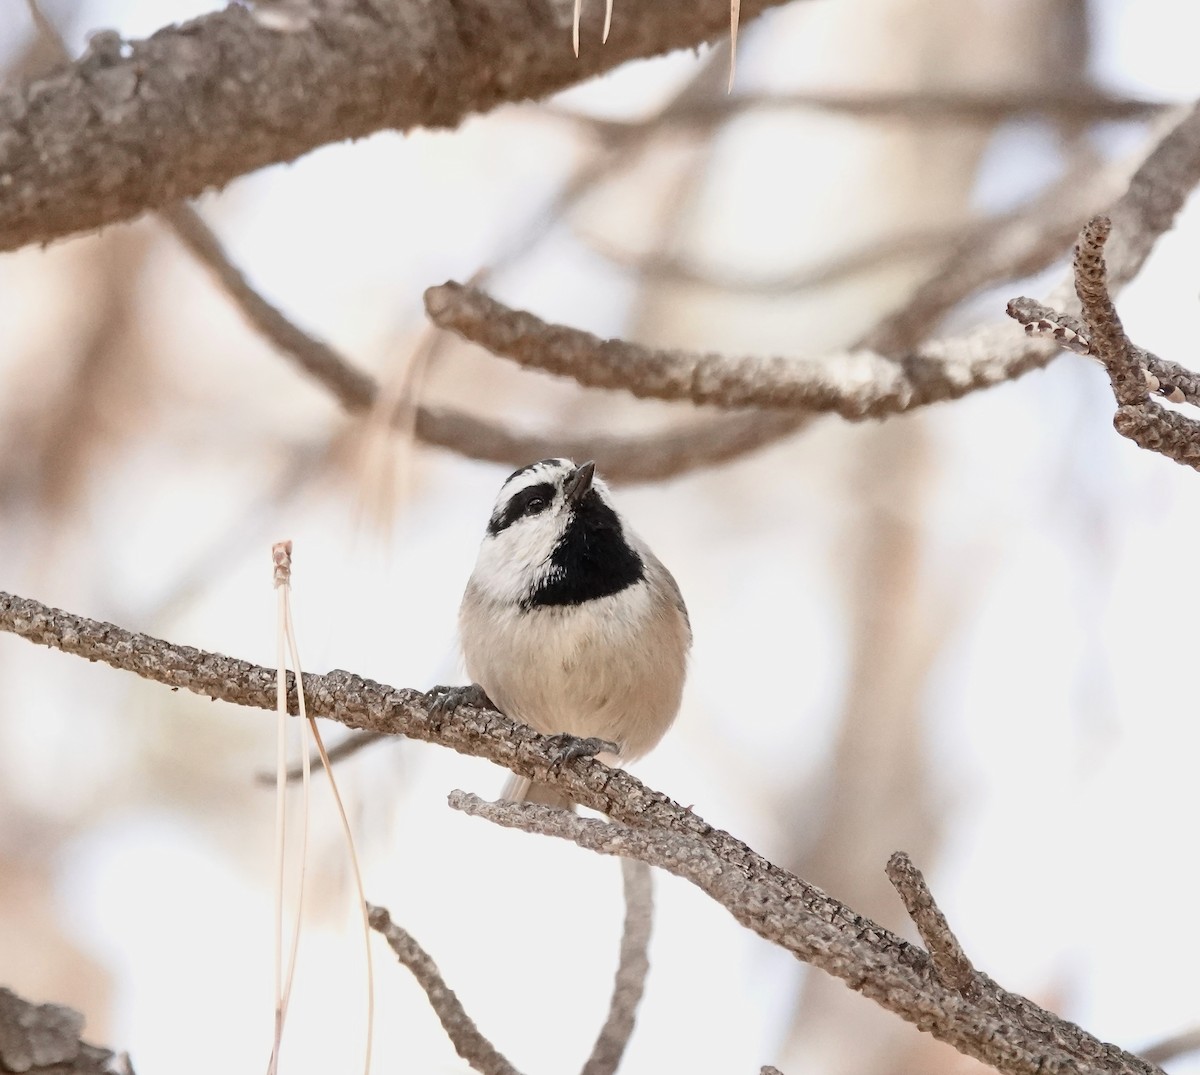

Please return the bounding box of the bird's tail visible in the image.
[500,773,576,812]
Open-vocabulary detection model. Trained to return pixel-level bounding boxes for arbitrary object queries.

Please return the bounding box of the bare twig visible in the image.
[1072,216,1144,406]
[0,0,799,253]
[885,852,977,997]
[581,859,653,1075]
[255,730,388,786]
[1007,216,1200,471]
[0,591,1174,1075]
[367,905,521,1075]
[1007,297,1199,404]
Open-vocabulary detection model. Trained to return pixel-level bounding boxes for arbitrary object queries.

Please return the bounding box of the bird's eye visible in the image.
[523,497,546,514]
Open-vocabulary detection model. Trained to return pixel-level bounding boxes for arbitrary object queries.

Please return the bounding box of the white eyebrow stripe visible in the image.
[499,459,572,500]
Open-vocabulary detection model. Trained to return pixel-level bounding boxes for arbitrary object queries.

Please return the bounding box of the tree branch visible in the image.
[424,279,1065,417]
[1140,1026,1200,1066]
[446,794,1162,1075]
[885,852,977,998]
[367,905,521,1075]
[1007,216,1200,471]
[424,100,1200,419]
[580,859,653,1075]
[0,0,796,253]
[0,590,1171,1075]
[0,987,129,1075]
[1006,297,1200,405]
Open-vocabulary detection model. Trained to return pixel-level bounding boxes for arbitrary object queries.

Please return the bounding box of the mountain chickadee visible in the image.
[426,458,690,809]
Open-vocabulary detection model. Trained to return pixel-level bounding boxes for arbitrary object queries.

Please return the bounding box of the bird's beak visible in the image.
[563,460,596,504]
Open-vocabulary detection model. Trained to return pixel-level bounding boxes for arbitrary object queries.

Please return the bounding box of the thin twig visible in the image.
[1007,296,1199,404]
[1006,216,1200,471]
[580,859,653,1075]
[545,87,1165,135]
[1072,216,1144,406]
[255,730,389,786]
[367,905,522,1075]
[885,852,977,997]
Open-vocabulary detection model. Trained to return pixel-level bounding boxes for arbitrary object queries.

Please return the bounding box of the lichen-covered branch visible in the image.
[0,590,1169,1075]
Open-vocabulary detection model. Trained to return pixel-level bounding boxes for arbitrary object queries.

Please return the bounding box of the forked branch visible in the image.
[1007,216,1200,471]
[0,591,1172,1075]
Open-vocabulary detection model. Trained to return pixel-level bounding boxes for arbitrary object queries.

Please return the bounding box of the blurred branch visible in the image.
[582,220,964,296]
[1140,1026,1200,1066]
[166,199,801,483]
[367,905,521,1075]
[254,729,388,785]
[1007,215,1200,471]
[549,86,1164,136]
[0,986,130,1075]
[857,151,1118,356]
[0,0,799,254]
[426,100,1200,416]
[885,852,977,997]
[580,859,653,1075]
[0,590,1171,1075]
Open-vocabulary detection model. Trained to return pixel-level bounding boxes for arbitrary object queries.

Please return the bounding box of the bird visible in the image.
[426,458,690,809]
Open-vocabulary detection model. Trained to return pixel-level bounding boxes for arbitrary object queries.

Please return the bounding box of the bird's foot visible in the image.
[423,683,493,716]
[545,733,620,772]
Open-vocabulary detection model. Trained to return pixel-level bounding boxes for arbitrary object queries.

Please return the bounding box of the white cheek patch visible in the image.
[472,509,566,606]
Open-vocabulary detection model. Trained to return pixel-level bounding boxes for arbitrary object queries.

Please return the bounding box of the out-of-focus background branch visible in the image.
[3,0,1200,1074]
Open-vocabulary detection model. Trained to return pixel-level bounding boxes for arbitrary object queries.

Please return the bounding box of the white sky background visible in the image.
[1,1,1200,1074]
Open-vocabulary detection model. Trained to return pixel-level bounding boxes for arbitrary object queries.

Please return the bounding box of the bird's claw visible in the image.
[423,683,493,716]
[545,733,620,772]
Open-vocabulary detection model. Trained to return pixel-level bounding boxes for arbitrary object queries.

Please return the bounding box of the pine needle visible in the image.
[270,540,375,1075]
[268,540,311,1075]
[728,0,741,92]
